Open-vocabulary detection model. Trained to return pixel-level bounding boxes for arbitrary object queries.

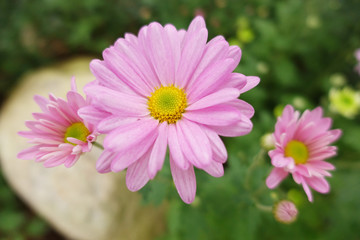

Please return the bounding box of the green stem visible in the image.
[243,149,274,213]
[255,203,272,212]
[244,149,265,191]
[93,142,104,150]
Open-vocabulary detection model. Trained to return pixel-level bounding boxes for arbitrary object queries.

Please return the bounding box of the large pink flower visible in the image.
[79,16,259,203]
[18,78,97,168]
[266,105,341,202]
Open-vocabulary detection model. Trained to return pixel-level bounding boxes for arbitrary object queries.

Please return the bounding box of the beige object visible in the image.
[0,57,166,240]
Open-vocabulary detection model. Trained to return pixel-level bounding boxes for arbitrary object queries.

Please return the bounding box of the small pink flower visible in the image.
[273,200,298,224]
[266,105,341,202]
[79,16,259,203]
[17,78,98,168]
[355,49,360,75]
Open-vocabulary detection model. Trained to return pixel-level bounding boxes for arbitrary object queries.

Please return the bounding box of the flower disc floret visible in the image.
[148,85,187,124]
[285,140,308,164]
[64,122,91,145]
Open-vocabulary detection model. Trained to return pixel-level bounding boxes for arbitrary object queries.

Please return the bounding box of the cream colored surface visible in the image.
[0,57,166,240]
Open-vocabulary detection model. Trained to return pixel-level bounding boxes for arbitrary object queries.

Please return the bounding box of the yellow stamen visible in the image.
[148,85,187,124]
[64,122,90,145]
[285,140,309,164]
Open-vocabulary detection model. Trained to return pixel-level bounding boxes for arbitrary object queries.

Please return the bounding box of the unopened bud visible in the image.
[273,200,298,224]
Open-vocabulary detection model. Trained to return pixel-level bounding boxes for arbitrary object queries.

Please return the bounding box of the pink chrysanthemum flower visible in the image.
[273,200,298,224]
[17,78,97,168]
[79,16,259,203]
[266,105,341,202]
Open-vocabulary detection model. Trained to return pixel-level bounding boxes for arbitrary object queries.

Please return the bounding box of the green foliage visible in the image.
[1,0,360,239]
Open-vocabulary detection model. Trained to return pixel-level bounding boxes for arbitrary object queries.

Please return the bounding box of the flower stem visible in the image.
[244,149,265,191]
[251,196,273,212]
[93,142,104,150]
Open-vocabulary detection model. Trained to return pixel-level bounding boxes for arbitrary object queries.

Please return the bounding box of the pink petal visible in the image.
[90,60,136,95]
[38,119,66,132]
[266,167,289,189]
[308,161,335,170]
[103,47,154,96]
[224,73,247,92]
[126,149,151,191]
[33,95,49,113]
[177,119,212,167]
[66,91,86,113]
[69,76,77,91]
[164,24,181,78]
[187,88,240,111]
[104,118,158,152]
[17,145,39,160]
[307,177,330,194]
[43,152,69,168]
[292,172,303,184]
[64,154,80,168]
[279,105,297,125]
[238,76,260,94]
[186,16,206,37]
[294,164,311,177]
[32,112,66,127]
[84,85,147,117]
[184,104,241,126]
[146,22,174,86]
[57,99,80,123]
[202,161,224,177]
[227,99,255,119]
[110,131,158,172]
[308,147,338,161]
[66,137,85,146]
[168,124,189,170]
[116,32,160,91]
[30,137,62,145]
[97,116,137,134]
[78,105,110,128]
[170,157,196,204]
[227,45,242,68]
[180,16,206,50]
[203,128,227,163]
[296,118,332,142]
[209,115,253,137]
[307,130,342,151]
[148,123,168,179]
[187,58,234,102]
[96,150,118,173]
[186,36,229,91]
[176,28,208,88]
[271,154,293,168]
[122,32,139,47]
[301,180,313,202]
[47,105,72,125]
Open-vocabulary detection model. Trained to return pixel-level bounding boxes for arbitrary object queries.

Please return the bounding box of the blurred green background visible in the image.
[1,0,360,239]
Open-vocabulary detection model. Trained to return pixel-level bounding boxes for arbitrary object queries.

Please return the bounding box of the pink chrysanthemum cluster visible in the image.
[266,105,341,202]
[18,78,97,168]
[18,17,259,204]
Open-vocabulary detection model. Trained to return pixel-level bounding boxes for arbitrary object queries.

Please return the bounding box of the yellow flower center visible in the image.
[64,122,90,145]
[284,140,309,164]
[148,85,187,124]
